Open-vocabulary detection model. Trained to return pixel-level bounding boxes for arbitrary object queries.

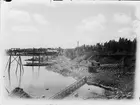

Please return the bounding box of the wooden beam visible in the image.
[8,55,11,86]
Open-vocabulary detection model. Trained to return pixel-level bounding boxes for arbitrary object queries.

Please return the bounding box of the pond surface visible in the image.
[4,56,105,99]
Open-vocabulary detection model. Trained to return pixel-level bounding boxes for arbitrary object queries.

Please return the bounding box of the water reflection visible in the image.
[4,56,104,99]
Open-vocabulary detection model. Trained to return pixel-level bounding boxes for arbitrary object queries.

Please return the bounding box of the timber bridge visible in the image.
[5,48,61,87]
[6,48,61,56]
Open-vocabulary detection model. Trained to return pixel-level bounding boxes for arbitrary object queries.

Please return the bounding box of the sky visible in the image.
[1,0,140,49]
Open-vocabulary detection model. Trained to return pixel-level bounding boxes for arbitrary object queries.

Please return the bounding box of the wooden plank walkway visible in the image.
[49,76,87,99]
[6,48,59,56]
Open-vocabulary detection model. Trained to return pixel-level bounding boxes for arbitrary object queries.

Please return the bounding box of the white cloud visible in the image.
[12,0,56,7]
[118,27,132,33]
[113,13,132,24]
[8,9,31,23]
[134,5,140,35]
[118,27,136,39]
[77,14,106,32]
[33,14,48,25]
[135,5,140,20]
[11,25,39,32]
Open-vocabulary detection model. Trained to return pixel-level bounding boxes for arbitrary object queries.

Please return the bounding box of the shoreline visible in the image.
[45,66,83,80]
[46,61,133,99]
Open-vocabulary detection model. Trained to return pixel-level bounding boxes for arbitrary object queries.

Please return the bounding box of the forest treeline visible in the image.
[64,37,136,61]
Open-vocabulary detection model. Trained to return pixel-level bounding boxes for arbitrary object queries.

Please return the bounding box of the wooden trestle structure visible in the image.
[5,48,59,87]
[5,54,24,87]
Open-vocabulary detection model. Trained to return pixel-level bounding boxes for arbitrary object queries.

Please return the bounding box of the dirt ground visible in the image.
[45,55,135,99]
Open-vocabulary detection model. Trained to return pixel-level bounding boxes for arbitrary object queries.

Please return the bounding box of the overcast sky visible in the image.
[1,0,140,49]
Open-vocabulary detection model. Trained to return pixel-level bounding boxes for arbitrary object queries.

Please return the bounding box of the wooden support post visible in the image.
[32,55,34,73]
[8,55,12,86]
[38,55,40,77]
[15,58,19,80]
[39,55,40,68]
[18,55,22,87]
[5,57,10,72]
[19,55,24,75]
[47,55,49,61]
[32,48,35,78]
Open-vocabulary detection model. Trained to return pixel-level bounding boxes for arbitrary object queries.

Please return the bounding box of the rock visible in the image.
[42,95,45,98]
[74,93,79,97]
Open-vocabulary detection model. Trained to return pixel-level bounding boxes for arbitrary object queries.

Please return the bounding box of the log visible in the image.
[86,81,118,91]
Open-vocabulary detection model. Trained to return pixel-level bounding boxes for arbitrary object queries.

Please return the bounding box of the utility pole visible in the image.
[77,41,79,48]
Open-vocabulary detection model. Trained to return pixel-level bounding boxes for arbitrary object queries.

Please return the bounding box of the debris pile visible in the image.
[9,87,32,99]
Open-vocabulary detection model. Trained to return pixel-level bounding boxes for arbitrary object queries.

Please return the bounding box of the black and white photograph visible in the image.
[0,0,140,104]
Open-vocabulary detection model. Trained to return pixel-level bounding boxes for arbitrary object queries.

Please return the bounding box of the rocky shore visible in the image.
[45,55,134,99]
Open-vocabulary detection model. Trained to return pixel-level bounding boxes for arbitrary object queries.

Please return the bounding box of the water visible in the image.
[4,56,105,99]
